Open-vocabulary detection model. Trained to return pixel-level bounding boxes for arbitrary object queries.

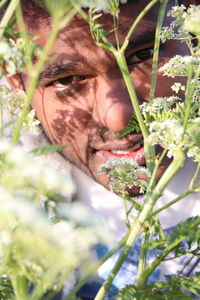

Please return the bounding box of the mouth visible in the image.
[88,134,171,196]
[100,143,145,165]
[91,134,145,166]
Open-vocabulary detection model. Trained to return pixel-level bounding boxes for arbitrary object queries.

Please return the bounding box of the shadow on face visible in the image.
[10,0,188,195]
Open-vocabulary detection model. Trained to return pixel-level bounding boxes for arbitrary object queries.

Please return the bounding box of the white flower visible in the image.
[141,96,179,113]
[99,158,150,195]
[171,82,185,93]
[82,0,109,10]
[148,119,184,157]
[24,109,41,135]
[0,140,75,201]
[82,0,128,11]
[182,5,200,35]
[0,38,26,76]
[0,41,11,57]
[160,55,200,77]
[188,146,200,162]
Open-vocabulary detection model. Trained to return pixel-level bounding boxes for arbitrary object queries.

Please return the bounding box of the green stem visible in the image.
[64,233,128,300]
[11,275,28,300]
[134,231,149,286]
[122,192,131,228]
[0,0,8,10]
[183,64,200,136]
[69,2,115,52]
[189,162,200,189]
[159,162,200,216]
[149,0,169,102]
[11,21,60,144]
[0,0,20,38]
[113,15,120,51]
[135,237,185,286]
[15,3,33,71]
[94,151,185,300]
[0,95,3,137]
[121,0,160,52]
[150,188,194,218]
[182,66,193,136]
[116,53,148,139]
[136,216,200,284]
[115,52,155,173]
[147,148,167,194]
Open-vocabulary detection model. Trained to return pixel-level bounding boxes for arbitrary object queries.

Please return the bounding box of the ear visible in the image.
[183,0,199,7]
[6,73,26,91]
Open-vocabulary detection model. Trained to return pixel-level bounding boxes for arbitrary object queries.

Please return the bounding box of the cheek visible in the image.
[131,62,152,102]
[131,60,179,102]
[32,89,93,144]
[155,74,174,97]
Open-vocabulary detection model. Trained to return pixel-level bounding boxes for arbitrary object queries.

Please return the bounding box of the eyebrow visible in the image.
[39,61,88,85]
[39,29,155,85]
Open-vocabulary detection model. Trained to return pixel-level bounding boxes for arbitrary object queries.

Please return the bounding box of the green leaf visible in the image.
[117,283,195,300]
[117,119,140,139]
[166,275,200,297]
[168,216,200,245]
[146,238,167,250]
[0,275,14,300]
[30,145,66,156]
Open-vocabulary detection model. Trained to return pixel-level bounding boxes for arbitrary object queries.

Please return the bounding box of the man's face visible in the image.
[22,1,186,195]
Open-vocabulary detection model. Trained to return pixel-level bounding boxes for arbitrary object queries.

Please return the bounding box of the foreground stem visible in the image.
[94,151,185,300]
[64,234,128,300]
[121,0,160,52]
[149,0,169,102]
[12,275,28,300]
[115,52,155,174]
[11,22,60,144]
[134,231,149,286]
[136,216,200,285]
[0,0,20,38]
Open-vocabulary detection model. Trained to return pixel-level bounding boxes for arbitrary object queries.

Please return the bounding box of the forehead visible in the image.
[28,0,159,48]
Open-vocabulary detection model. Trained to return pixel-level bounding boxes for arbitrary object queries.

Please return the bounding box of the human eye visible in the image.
[50,75,87,89]
[127,47,154,64]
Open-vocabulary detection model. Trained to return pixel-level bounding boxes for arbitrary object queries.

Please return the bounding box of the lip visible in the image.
[99,145,145,166]
[90,134,143,151]
[91,134,145,165]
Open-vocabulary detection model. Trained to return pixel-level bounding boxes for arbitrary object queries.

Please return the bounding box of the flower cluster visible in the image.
[159,55,200,77]
[0,38,26,76]
[145,98,200,161]
[0,140,75,206]
[99,158,150,195]
[0,138,112,296]
[148,119,183,158]
[171,82,185,93]
[0,137,113,293]
[160,5,200,53]
[82,0,127,11]
[140,96,180,122]
[147,5,200,161]
[0,86,25,116]
[20,108,41,135]
[0,86,41,135]
[182,5,200,35]
[0,186,107,294]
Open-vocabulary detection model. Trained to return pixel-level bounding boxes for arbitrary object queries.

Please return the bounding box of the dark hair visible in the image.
[0,0,183,25]
[0,0,48,21]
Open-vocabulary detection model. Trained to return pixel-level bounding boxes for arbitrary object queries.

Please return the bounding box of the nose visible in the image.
[93,74,133,132]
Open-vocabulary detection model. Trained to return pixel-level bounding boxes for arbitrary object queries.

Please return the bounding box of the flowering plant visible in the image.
[0,0,200,299]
